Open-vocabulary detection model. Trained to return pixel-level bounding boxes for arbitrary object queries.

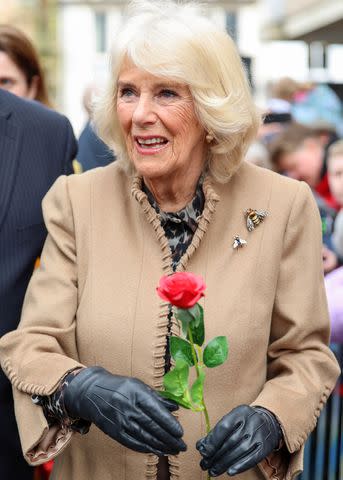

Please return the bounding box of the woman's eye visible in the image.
[159,89,178,98]
[0,78,14,87]
[119,87,135,97]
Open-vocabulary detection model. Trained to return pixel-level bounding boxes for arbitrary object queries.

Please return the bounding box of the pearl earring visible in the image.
[206,132,214,143]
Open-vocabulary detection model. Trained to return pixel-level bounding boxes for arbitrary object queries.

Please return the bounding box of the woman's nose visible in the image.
[132,95,157,126]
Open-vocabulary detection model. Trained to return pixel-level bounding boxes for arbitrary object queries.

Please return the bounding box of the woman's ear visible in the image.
[27,75,39,100]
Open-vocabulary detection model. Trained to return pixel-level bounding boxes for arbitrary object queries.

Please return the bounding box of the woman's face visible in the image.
[116,60,206,181]
[328,154,343,206]
[0,51,37,99]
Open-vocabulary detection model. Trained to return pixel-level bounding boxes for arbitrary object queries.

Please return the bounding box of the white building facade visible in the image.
[57,0,343,134]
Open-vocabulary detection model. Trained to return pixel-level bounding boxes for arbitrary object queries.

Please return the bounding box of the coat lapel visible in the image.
[0,101,22,231]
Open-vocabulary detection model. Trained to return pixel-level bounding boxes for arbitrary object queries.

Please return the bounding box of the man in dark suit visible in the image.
[77,120,115,171]
[0,89,77,479]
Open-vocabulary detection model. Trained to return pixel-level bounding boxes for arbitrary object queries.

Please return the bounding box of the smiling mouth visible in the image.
[135,136,169,149]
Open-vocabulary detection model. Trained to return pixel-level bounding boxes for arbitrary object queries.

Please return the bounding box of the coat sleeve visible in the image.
[251,181,340,479]
[0,175,84,464]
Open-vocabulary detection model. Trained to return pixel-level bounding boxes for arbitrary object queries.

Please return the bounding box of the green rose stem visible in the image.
[187,325,211,480]
[157,273,228,480]
[187,326,211,433]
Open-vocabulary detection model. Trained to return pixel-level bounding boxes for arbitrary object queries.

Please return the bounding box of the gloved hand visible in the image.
[63,366,187,456]
[196,405,282,477]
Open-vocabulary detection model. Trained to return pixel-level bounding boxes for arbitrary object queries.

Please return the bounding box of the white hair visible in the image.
[95,0,261,183]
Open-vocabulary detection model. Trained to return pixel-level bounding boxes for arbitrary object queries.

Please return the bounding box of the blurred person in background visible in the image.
[0,24,51,106]
[306,120,340,210]
[269,122,339,273]
[257,112,290,146]
[292,82,343,138]
[325,139,343,339]
[269,122,339,210]
[323,141,343,410]
[76,83,115,171]
[0,25,61,480]
[265,76,297,123]
[327,140,343,262]
[244,141,272,170]
[325,266,343,343]
[0,87,76,480]
[257,77,296,146]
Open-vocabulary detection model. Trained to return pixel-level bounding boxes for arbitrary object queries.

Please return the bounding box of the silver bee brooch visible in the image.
[245,208,268,232]
[233,235,247,250]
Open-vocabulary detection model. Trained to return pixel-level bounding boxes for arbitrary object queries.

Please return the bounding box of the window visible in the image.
[225,12,237,42]
[95,12,106,53]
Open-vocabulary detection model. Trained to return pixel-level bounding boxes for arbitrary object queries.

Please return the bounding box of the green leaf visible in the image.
[187,308,204,347]
[170,336,194,366]
[188,304,202,325]
[190,370,205,409]
[176,307,194,324]
[203,336,228,368]
[177,303,202,322]
[163,358,189,397]
[175,308,193,337]
[158,390,192,409]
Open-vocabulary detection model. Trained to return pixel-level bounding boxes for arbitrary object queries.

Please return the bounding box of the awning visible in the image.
[58,0,256,6]
[262,0,343,44]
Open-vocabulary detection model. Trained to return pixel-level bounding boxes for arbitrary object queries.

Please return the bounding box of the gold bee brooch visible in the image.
[245,208,268,232]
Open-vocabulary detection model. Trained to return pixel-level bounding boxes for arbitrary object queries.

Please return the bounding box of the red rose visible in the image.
[156,272,206,309]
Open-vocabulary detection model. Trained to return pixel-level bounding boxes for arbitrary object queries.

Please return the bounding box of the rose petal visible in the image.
[156,272,206,308]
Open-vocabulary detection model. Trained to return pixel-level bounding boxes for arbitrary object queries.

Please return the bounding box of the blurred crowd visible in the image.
[246,76,343,345]
[0,21,342,480]
[246,77,343,479]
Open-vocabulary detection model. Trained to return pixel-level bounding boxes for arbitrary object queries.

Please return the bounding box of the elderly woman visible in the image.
[0,1,339,480]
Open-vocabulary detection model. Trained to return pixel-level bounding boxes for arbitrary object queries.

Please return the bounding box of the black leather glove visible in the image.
[196,405,282,477]
[64,366,187,456]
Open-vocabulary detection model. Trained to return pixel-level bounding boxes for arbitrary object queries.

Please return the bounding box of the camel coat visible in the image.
[0,161,340,480]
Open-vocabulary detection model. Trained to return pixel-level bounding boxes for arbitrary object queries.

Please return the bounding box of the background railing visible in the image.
[299,343,343,480]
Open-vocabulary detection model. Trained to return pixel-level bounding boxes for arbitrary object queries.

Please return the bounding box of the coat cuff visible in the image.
[12,374,76,465]
[258,444,303,480]
[2,354,84,396]
[26,424,74,466]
